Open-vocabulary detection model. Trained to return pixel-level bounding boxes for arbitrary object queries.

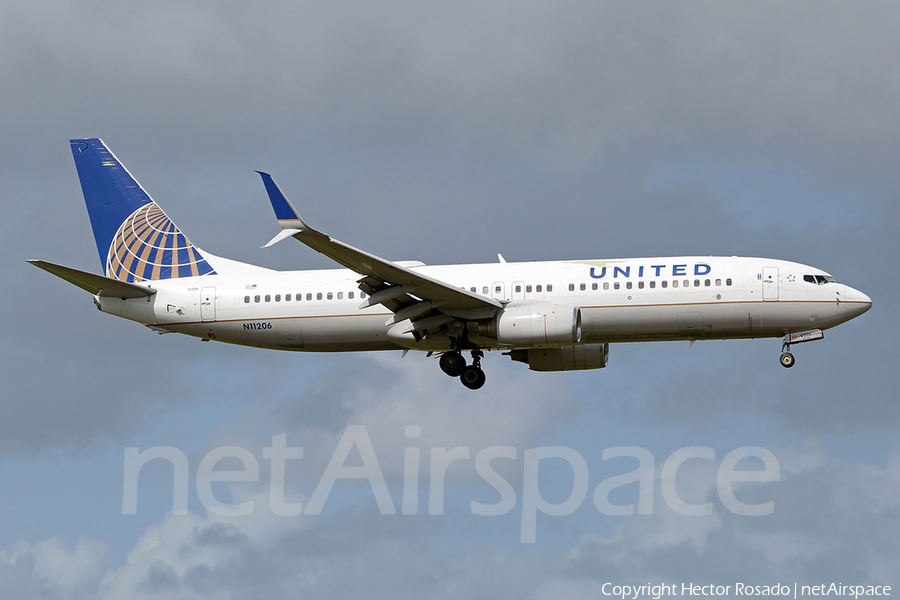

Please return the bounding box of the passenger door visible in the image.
[200,287,217,322]
[762,267,779,301]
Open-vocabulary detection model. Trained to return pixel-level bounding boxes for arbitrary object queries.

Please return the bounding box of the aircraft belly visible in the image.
[580,300,846,343]
[293,314,398,351]
[166,313,399,352]
[580,304,728,337]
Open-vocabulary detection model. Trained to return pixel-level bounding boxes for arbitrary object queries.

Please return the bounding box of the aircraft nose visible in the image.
[844,285,872,317]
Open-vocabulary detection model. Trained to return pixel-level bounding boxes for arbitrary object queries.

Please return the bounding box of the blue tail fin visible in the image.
[70,138,216,282]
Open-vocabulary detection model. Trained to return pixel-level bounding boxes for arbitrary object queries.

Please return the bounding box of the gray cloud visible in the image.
[0,1,897,596]
[3,445,897,599]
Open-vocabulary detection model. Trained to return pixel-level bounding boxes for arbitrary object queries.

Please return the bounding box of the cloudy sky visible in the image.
[1,1,898,598]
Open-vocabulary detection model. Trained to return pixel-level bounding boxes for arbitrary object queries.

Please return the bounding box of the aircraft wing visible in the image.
[257,172,501,324]
[28,260,156,299]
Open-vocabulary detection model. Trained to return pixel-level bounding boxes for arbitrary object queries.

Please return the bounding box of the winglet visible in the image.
[256,171,310,229]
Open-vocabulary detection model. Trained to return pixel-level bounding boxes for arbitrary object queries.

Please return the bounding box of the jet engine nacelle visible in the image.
[508,343,610,371]
[478,303,581,347]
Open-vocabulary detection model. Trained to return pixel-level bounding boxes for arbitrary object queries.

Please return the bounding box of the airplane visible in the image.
[30,138,872,390]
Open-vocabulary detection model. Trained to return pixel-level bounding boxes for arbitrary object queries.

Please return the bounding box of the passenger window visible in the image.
[568,283,575,291]
[360,292,366,298]
[495,285,501,294]
[715,279,722,286]
[483,286,489,294]
[603,282,609,290]
[704,279,710,287]
[470,287,476,293]
[317,292,323,300]
[306,293,312,301]
[349,292,354,299]
[649,281,656,289]
[327,292,333,300]
[661,281,668,288]
[255,295,260,303]
[244,295,250,303]
[516,285,522,293]
[580,283,586,291]
[614,282,620,290]
[592,283,598,291]
[683,280,690,288]
[337,292,343,299]
[285,294,292,301]
[694,279,700,287]
[275,294,281,302]
[536,285,542,292]
[547,284,553,292]
[726,278,733,286]
[638,281,644,289]
[626,281,633,290]
[526,285,533,293]
[672,281,678,288]
[265,295,271,302]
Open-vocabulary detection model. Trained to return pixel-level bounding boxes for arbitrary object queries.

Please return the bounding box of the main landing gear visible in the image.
[439,350,466,376]
[439,348,486,390]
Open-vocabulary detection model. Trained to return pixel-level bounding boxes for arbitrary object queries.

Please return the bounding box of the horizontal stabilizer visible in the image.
[28,260,156,299]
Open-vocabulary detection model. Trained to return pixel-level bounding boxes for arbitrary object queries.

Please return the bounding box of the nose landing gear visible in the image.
[779,351,796,368]
[780,337,796,368]
[779,329,824,368]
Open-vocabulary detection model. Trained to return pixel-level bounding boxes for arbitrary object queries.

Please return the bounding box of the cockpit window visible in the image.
[804,274,839,285]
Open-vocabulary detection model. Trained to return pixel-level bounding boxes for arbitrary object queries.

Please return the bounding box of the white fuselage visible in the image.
[96,256,871,354]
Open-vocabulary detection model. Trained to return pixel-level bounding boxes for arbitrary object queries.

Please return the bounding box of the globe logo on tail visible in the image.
[106,203,216,282]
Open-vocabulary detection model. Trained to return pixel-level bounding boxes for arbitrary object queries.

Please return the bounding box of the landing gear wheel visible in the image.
[460,366,486,390]
[439,351,466,377]
[780,352,795,368]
